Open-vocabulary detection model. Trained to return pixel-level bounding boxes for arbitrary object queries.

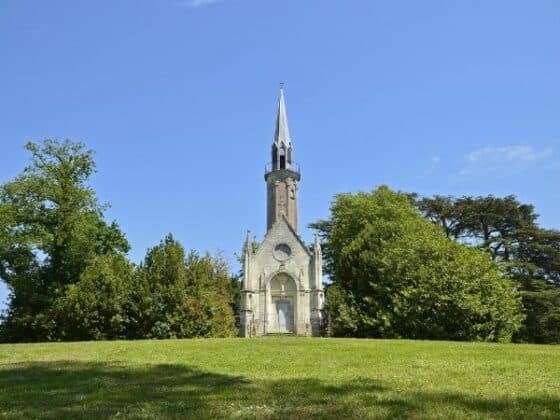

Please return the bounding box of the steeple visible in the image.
[265,86,301,232]
[273,85,292,148]
[270,86,295,171]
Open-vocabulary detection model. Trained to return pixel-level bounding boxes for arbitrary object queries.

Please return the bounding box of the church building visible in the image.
[240,87,324,337]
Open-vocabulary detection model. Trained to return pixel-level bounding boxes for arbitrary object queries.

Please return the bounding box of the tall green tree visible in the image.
[415,195,461,239]
[132,235,236,339]
[415,193,560,343]
[515,281,560,344]
[55,253,135,341]
[0,140,129,342]
[311,186,524,341]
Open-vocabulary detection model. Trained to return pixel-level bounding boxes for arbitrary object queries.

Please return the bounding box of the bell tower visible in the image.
[265,86,301,232]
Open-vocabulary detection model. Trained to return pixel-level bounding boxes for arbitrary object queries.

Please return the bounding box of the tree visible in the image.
[416,195,461,239]
[132,235,236,339]
[0,140,129,342]
[55,253,135,341]
[414,193,560,343]
[454,195,536,261]
[311,186,524,341]
[515,282,560,344]
[506,227,560,343]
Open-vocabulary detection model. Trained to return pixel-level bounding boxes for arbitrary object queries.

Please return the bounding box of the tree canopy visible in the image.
[131,235,236,339]
[415,193,560,343]
[311,186,524,342]
[0,140,129,341]
[0,140,237,342]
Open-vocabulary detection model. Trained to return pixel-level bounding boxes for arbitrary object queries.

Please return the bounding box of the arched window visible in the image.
[271,144,278,168]
[279,146,286,169]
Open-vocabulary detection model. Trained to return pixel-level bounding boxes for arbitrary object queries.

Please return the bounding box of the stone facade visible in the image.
[240,88,324,337]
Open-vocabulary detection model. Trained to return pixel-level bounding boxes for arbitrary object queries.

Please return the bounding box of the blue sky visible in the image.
[1,0,559,311]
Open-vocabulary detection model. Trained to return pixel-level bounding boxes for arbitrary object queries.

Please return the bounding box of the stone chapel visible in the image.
[240,87,324,337]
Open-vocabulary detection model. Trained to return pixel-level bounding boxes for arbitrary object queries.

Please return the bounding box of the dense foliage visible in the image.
[312,186,524,341]
[0,140,129,341]
[131,235,236,339]
[1,139,556,344]
[0,140,236,342]
[57,253,135,341]
[416,195,560,343]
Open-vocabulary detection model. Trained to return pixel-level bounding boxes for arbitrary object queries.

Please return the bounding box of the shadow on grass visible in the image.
[0,361,558,419]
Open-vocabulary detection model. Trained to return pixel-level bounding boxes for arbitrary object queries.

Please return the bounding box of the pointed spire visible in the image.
[273,84,292,147]
[244,230,252,252]
[314,235,322,254]
[243,230,252,290]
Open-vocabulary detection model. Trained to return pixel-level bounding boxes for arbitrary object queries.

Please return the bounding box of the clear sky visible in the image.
[1,0,559,311]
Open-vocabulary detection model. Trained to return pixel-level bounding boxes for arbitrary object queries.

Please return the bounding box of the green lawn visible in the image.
[0,338,559,419]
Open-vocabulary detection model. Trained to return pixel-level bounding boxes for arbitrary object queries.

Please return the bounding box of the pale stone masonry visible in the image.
[240,88,324,337]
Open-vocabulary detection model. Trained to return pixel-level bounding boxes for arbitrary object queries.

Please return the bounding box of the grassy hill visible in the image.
[0,338,559,419]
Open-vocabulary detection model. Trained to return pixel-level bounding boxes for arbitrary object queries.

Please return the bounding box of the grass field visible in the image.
[0,338,559,419]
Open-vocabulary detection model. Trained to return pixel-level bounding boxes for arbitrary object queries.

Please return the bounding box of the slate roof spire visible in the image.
[273,84,292,148]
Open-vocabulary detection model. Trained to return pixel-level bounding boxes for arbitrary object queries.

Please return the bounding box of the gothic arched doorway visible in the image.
[269,273,297,334]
